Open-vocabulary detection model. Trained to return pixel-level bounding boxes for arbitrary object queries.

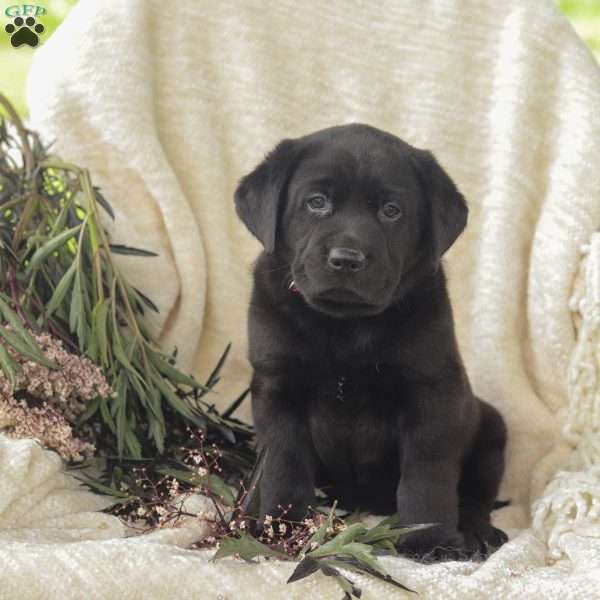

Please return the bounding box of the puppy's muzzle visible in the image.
[327,247,367,273]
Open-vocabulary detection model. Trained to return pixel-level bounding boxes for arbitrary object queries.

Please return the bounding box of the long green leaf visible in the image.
[71,473,130,500]
[205,342,231,388]
[132,287,159,313]
[0,297,51,356]
[137,379,165,434]
[222,388,250,419]
[109,244,158,257]
[28,224,81,270]
[115,371,128,458]
[112,330,140,381]
[0,341,19,385]
[154,376,202,425]
[76,267,90,353]
[69,265,82,333]
[148,418,165,454]
[93,187,115,220]
[45,260,76,316]
[91,299,109,365]
[212,532,290,562]
[149,350,207,390]
[125,427,142,458]
[287,557,321,584]
[308,524,367,558]
[48,197,72,237]
[0,326,56,368]
[324,556,416,594]
[99,397,117,435]
[328,543,386,576]
[145,386,166,453]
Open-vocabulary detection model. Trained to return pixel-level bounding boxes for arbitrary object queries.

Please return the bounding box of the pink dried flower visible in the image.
[0,396,95,461]
[0,328,113,462]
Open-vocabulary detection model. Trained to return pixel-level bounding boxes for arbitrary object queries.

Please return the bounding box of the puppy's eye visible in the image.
[381,203,402,220]
[306,194,331,213]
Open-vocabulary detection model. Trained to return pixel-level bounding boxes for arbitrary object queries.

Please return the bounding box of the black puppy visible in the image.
[234,124,508,559]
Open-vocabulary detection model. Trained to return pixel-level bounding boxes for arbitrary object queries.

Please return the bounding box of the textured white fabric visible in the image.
[1,0,598,597]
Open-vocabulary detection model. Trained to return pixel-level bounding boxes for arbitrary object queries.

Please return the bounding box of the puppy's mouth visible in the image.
[306,287,381,318]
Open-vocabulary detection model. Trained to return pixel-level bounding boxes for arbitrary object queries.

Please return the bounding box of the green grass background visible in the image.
[0,0,76,115]
[1,1,599,117]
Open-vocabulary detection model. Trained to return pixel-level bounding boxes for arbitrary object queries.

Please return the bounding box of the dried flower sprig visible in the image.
[0,397,95,462]
[86,427,240,532]
[0,326,112,460]
[0,326,113,418]
[79,429,421,599]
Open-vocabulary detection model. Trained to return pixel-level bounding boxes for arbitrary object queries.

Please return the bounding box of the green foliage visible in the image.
[0,93,252,463]
[214,505,427,599]
[559,0,600,20]
[213,532,291,562]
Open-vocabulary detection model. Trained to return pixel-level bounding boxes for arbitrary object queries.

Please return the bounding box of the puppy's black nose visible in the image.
[327,247,366,272]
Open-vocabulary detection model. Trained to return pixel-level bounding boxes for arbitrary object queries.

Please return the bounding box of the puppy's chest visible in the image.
[307,369,398,478]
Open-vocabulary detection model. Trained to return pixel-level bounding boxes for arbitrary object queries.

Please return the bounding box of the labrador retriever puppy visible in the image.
[234,124,508,560]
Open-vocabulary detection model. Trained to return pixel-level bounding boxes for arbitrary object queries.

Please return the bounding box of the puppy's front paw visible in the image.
[462,522,508,558]
[397,526,469,562]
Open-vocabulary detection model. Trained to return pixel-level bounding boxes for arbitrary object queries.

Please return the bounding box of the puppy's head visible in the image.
[235,124,467,318]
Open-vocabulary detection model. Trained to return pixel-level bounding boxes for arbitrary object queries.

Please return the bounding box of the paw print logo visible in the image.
[5,16,45,48]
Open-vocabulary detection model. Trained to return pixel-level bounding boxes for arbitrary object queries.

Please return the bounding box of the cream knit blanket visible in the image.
[1,0,599,597]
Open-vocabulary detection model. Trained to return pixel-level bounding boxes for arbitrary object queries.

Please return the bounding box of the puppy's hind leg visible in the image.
[458,399,509,557]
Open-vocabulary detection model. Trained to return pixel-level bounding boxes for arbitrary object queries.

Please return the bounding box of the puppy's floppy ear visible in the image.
[411,149,468,270]
[234,139,301,254]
